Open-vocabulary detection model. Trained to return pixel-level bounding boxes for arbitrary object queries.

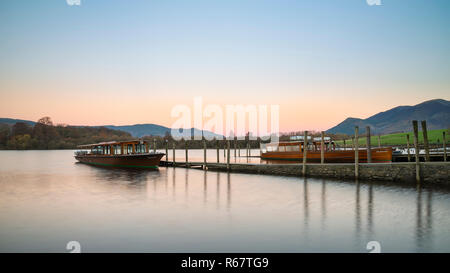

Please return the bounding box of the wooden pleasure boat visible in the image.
[260,137,392,163]
[74,140,165,169]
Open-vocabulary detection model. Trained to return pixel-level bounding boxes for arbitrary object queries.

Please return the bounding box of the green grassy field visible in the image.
[334,129,450,146]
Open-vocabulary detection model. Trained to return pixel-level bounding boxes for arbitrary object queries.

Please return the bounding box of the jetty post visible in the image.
[165,140,168,161]
[343,139,346,150]
[320,131,325,164]
[153,139,157,153]
[238,142,241,157]
[421,120,430,162]
[172,142,176,164]
[443,131,447,162]
[406,134,411,162]
[412,120,420,182]
[259,140,262,156]
[185,140,189,167]
[226,140,230,170]
[223,140,226,158]
[234,139,237,158]
[216,140,220,163]
[378,135,381,148]
[248,143,251,157]
[302,130,308,176]
[355,126,359,179]
[366,126,372,163]
[203,139,207,169]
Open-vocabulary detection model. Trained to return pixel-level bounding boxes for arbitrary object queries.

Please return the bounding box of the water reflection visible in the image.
[216,172,220,209]
[185,167,189,200]
[203,171,207,205]
[1,150,449,252]
[303,177,309,226]
[227,173,231,210]
[172,166,176,198]
[321,179,326,229]
[77,162,152,185]
[416,185,434,252]
[77,161,443,253]
[355,181,361,242]
[367,182,374,237]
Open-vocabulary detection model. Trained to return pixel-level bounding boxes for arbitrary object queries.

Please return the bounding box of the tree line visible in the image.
[0,117,132,150]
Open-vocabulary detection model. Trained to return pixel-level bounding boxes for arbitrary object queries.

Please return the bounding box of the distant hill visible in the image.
[0,118,223,139]
[104,124,171,137]
[0,118,36,126]
[326,99,450,135]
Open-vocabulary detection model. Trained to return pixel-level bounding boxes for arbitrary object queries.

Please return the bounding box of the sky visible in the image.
[0,0,449,133]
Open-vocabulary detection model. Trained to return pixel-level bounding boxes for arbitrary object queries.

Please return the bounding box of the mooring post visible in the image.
[203,139,207,170]
[406,134,411,162]
[320,131,325,164]
[223,140,226,158]
[412,120,420,182]
[238,142,241,157]
[226,140,230,170]
[185,140,189,167]
[302,131,308,176]
[248,142,251,157]
[366,126,372,163]
[234,139,236,158]
[343,139,346,150]
[378,135,381,148]
[165,140,168,161]
[443,131,447,162]
[421,120,430,162]
[259,140,262,156]
[216,140,220,163]
[153,139,157,153]
[172,142,176,164]
[355,126,359,179]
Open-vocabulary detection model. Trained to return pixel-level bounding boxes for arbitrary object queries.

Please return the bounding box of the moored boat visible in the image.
[261,136,392,163]
[74,140,165,168]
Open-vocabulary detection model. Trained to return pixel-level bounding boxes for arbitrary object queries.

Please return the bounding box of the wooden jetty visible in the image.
[157,120,450,184]
[159,160,450,184]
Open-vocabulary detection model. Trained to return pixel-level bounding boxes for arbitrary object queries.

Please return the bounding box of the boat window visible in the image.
[114,145,121,155]
[286,145,299,152]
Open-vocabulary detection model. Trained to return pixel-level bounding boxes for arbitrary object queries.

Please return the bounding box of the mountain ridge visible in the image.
[326,99,450,135]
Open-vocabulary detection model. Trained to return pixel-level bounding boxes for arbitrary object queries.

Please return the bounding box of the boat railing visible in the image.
[74,150,88,156]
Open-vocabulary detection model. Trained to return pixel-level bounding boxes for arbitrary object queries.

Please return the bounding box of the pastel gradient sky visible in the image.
[1,0,449,132]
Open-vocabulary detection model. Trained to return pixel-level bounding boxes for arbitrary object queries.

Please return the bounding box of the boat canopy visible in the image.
[77,140,147,149]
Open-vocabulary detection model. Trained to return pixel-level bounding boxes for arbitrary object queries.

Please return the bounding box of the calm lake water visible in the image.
[0,150,449,253]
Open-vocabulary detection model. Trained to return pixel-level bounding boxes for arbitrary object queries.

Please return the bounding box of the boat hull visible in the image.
[261,148,392,163]
[75,153,165,168]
